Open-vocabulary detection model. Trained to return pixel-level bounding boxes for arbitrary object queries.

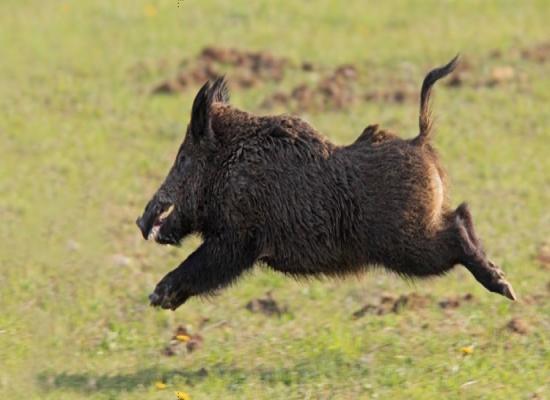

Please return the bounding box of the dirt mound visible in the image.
[262,64,422,112]
[486,65,516,86]
[148,46,538,112]
[505,317,530,335]
[364,85,417,104]
[245,291,288,317]
[152,47,288,94]
[261,64,360,112]
[353,292,480,318]
[438,293,474,309]
[445,57,518,88]
[200,47,287,81]
[352,292,432,318]
[150,47,426,111]
[162,324,204,356]
[521,42,550,63]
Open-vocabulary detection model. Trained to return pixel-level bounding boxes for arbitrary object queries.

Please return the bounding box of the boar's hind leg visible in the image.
[454,203,517,301]
[149,237,258,310]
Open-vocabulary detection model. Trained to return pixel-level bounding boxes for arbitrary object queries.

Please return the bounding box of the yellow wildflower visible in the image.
[155,381,167,390]
[175,391,191,400]
[460,345,474,355]
[144,4,158,17]
[176,334,191,343]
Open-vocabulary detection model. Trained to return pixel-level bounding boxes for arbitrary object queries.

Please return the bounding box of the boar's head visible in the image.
[136,78,228,245]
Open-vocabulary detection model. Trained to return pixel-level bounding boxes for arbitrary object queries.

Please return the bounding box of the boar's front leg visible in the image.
[149,237,258,310]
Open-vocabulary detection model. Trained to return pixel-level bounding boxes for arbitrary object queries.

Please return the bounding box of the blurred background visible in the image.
[0,1,549,399]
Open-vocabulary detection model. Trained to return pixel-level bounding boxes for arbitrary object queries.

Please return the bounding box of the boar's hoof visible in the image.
[484,261,517,301]
[494,278,517,301]
[149,281,190,310]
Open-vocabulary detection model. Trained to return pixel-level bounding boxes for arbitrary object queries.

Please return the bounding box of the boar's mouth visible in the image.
[136,203,175,241]
[148,204,175,240]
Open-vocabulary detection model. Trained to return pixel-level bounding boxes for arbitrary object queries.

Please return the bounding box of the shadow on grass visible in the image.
[37,367,211,394]
[37,352,363,394]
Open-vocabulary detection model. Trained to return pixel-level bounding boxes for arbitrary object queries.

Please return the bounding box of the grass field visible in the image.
[1,1,549,399]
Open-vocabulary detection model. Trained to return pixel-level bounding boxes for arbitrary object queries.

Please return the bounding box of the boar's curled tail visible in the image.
[414,55,460,145]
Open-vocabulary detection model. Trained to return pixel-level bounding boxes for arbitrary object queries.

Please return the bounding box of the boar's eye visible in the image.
[176,151,185,166]
[175,151,190,172]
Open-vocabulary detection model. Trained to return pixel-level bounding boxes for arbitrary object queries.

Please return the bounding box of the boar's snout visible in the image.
[136,198,174,241]
[136,215,149,240]
[136,199,157,240]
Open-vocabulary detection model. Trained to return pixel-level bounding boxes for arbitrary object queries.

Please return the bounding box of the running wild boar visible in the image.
[136,56,516,310]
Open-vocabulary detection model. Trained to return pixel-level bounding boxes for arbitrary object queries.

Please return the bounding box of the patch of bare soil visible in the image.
[521,42,550,63]
[149,46,426,111]
[352,292,432,319]
[505,317,530,335]
[148,45,539,113]
[162,325,204,356]
[152,47,288,94]
[262,63,423,111]
[485,65,516,86]
[438,293,474,309]
[364,85,417,104]
[245,291,288,317]
[445,56,520,88]
[261,64,359,112]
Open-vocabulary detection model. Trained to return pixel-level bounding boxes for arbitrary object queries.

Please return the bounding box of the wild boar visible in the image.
[137,56,516,310]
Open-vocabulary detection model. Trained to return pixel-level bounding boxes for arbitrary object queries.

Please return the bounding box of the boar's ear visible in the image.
[189,77,229,142]
[210,76,230,104]
[189,80,213,141]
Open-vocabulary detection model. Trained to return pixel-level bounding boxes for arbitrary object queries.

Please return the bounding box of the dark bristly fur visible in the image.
[136,58,516,311]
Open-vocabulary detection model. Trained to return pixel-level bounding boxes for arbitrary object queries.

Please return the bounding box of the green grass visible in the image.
[1,1,549,399]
